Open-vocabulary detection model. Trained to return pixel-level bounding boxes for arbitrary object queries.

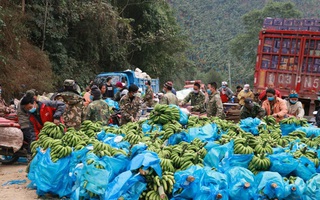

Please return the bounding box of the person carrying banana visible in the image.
[180,82,205,113]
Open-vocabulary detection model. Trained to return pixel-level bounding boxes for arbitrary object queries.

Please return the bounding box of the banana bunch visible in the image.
[187,116,211,127]
[262,116,277,126]
[288,130,307,139]
[280,117,308,127]
[283,176,298,184]
[40,122,65,139]
[254,141,273,154]
[293,147,319,167]
[144,189,168,200]
[104,126,123,135]
[301,134,320,148]
[160,158,175,172]
[30,140,40,157]
[162,120,182,140]
[277,137,290,147]
[153,172,175,195]
[80,120,102,138]
[62,131,86,147]
[50,144,72,162]
[40,137,55,150]
[211,117,237,132]
[270,131,282,140]
[124,129,143,145]
[92,141,112,157]
[149,104,180,125]
[248,154,271,174]
[234,137,254,154]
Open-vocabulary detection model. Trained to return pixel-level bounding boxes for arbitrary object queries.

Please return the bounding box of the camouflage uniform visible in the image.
[55,91,85,130]
[240,102,265,119]
[183,91,205,113]
[120,94,141,125]
[144,86,154,107]
[206,91,225,118]
[160,91,178,105]
[85,99,110,125]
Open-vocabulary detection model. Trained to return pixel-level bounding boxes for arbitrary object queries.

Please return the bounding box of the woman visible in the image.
[99,84,108,99]
[286,90,304,119]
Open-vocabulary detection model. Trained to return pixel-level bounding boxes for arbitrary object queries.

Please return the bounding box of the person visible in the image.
[20,95,66,139]
[99,84,108,100]
[105,77,114,98]
[218,81,234,103]
[240,98,265,119]
[143,80,154,107]
[54,79,85,130]
[181,82,205,113]
[83,86,91,107]
[17,89,37,160]
[119,84,142,125]
[160,81,179,105]
[169,81,177,95]
[285,90,304,119]
[84,85,110,125]
[206,82,225,118]
[259,82,282,102]
[114,82,127,102]
[121,77,127,87]
[262,88,288,122]
[234,85,243,103]
[237,84,255,106]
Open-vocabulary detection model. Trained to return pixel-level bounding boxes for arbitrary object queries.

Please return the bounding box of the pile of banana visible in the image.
[91,140,127,157]
[80,120,102,138]
[162,120,183,140]
[280,116,309,127]
[148,104,180,125]
[50,144,72,162]
[248,154,271,174]
[124,129,144,145]
[293,146,319,167]
[187,116,211,127]
[39,122,65,139]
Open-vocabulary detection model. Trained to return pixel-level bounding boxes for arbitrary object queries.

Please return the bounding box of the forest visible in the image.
[1,0,320,99]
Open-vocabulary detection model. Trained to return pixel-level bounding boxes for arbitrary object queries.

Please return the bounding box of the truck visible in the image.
[254,18,320,115]
[94,69,160,95]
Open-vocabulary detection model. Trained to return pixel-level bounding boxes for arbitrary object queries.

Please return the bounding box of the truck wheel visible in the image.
[0,155,19,165]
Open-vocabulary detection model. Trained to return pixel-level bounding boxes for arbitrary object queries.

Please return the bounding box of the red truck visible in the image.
[254,18,320,115]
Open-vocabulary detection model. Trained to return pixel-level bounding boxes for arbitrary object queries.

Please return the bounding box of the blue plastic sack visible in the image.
[28,148,73,197]
[187,123,218,142]
[268,153,299,176]
[141,120,163,133]
[173,165,204,199]
[169,105,188,125]
[70,146,90,169]
[239,117,261,135]
[304,174,320,200]
[204,142,233,169]
[194,184,228,200]
[280,123,300,136]
[297,127,320,138]
[105,98,119,110]
[130,144,148,159]
[293,157,317,181]
[284,177,306,200]
[168,131,188,145]
[255,171,287,199]
[225,167,257,200]
[102,154,130,182]
[129,150,162,177]
[104,171,133,199]
[116,173,147,200]
[219,153,253,172]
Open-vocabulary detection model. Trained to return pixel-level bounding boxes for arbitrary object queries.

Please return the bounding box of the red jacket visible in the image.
[29,101,65,139]
[259,89,282,101]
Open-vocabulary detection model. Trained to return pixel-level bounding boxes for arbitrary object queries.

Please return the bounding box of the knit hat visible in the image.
[90,85,101,100]
[164,81,173,90]
[115,82,123,88]
[64,79,75,87]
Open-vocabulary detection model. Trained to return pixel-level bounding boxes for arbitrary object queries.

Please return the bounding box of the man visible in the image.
[17,89,37,159]
[54,79,85,130]
[20,95,66,139]
[105,77,114,98]
[114,82,127,102]
[286,90,304,119]
[218,81,234,103]
[143,80,154,107]
[237,84,255,106]
[259,82,282,102]
[181,82,205,113]
[85,85,110,125]
[240,98,265,119]
[262,88,287,122]
[206,82,225,118]
[160,81,179,105]
[119,84,141,125]
[234,85,243,103]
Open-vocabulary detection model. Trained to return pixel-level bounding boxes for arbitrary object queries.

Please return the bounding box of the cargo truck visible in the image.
[94,70,160,95]
[254,18,320,115]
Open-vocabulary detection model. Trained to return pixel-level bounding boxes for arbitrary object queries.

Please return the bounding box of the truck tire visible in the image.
[0,155,19,165]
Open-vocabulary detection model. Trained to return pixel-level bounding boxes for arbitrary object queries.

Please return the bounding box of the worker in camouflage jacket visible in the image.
[84,85,110,125]
[181,82,205,113]
[240,98,265,119]
[206,82,225,118]
[120,84,142,125]
[54,79,85,130]
[160,81,179,105]
[143,80,154,107]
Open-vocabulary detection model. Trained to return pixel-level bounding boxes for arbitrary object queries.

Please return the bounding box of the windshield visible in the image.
[94,75,122,86]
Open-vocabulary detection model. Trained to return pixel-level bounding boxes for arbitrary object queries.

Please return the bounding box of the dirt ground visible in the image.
[0,160,39,200]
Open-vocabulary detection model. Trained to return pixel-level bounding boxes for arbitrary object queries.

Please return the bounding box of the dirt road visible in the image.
[0,161,37,200]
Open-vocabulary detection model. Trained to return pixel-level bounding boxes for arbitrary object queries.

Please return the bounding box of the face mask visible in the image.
[194,90,199,94]
[133,93,139,97]
[318,96,320,101]
[290,100,297,104]
[0,89,2,94]
[29,106,36,113]
[244,89,249,92]
[90,95,93,100]
[162,89,166,93]
[207,89,212,95]
[268,97,275,101]
[222,85,226,89]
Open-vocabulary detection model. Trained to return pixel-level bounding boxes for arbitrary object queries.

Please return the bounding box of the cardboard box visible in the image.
[272,55,279,62]
[279,64,287,70]
[274,18,283,26]
[281,48,289,54]
[288,65,298,71]
[262,55,272,61]
[310,50,320,56]
[283,57,295,64]
[284,19,294,26]
[294,19,303,26]
[304,19,315,26]
[261,60,269,69]
[263,46,271,53]
[264,38,273,46]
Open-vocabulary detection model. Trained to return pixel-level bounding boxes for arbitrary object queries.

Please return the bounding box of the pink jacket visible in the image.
[262,97,288,121]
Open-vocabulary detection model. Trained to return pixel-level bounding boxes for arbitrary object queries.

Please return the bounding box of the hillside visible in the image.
[170,0,320,87]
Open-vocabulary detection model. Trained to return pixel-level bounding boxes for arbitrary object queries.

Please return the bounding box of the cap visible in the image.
[115,82,123,88]
[244,84,250,89]
[121,89,128,96]
[244,98,254,105]
[164,81,173,88]
[25,89,37,98]
[222,81,227,86]
[64,79,75,87]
